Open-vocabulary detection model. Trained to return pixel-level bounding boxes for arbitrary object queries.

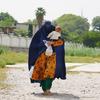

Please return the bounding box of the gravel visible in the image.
[0,64,100,100]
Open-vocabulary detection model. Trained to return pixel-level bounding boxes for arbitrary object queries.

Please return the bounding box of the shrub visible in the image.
[96,41,100,47]
[14,29,28,37]
[0,59,6,68]
[82,31,100,47]
[0,45,9,54]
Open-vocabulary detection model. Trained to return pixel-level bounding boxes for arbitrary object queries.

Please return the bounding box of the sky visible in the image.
[0,0,100,23]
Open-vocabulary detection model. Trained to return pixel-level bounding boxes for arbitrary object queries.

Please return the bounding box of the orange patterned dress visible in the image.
[31,39,63,80]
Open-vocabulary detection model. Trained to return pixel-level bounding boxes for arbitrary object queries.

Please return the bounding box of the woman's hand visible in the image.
[47,41,53,46]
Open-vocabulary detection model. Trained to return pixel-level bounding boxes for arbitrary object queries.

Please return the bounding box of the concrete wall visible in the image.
[0,34,32,49]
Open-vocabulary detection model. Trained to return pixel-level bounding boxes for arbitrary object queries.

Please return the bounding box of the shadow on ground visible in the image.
[32,92,80,100]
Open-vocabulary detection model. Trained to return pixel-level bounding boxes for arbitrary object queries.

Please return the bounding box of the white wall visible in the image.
[0,34,32,48]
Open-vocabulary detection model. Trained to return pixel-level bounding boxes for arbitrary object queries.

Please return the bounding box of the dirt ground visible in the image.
[0,65,100,100]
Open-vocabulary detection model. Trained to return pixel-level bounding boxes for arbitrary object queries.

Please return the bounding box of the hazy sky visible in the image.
[0,0,100,23]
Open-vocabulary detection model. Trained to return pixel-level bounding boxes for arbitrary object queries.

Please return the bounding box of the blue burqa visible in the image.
[28,21,66,83]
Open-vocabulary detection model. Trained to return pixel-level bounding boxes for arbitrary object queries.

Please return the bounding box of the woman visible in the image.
[28,21,66,95]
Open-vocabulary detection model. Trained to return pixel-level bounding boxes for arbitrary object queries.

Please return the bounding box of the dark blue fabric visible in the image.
[53,39,66,79]
[28,21,55,70]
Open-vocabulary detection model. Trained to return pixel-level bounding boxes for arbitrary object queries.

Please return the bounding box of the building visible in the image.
[0,22,38,36]
[15,23,29,31]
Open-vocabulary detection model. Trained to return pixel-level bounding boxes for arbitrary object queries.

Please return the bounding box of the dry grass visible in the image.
[0,68,8,89]
[66,56,100,63]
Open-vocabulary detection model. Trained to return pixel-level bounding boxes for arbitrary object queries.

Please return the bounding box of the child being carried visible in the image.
[44,26,62,56]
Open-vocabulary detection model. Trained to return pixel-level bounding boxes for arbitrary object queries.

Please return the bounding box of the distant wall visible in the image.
[0,34,32,50]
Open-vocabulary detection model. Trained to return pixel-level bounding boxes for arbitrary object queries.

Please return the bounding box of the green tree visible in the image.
[55,14,90,41]
[35,7,46,28]
[92,16,100,31]
[82,31,100,47]
[0,12,17,27]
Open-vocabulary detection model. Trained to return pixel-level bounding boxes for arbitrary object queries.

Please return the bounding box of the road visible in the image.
[0,63,100,100]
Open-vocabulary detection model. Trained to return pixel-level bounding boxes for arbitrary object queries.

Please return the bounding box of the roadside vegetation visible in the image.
[0,44,100,68]
[0,46,27,68]
[65,42,100,63]
[65,42,100,57]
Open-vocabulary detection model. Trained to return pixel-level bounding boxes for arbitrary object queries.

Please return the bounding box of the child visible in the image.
[47,25,61,40]
[44,26,62,56]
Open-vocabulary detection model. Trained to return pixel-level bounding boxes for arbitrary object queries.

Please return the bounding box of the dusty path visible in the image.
[0,64,100,100]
